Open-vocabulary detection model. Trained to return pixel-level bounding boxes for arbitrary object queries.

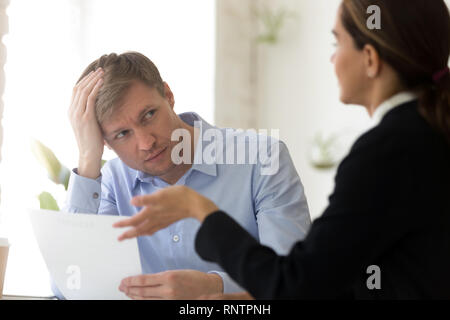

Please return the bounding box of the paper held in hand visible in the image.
[28,209,142,300]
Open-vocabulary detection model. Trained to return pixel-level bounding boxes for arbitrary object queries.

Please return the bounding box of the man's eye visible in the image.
[144,110,156,119]
[116,130,128,139]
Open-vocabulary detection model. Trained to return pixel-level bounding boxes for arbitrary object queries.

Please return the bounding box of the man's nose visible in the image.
[135,129,156,151]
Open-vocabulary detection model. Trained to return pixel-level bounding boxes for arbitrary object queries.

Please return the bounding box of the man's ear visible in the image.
[163,82,175,109]
[363,44,381,79]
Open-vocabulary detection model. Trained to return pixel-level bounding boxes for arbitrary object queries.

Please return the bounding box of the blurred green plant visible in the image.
[255,5,296,45]
[309,133,339,170]
[38,191,60,211]
[31,139,70,190]
[31,139,106,211]
[31,139,70,211]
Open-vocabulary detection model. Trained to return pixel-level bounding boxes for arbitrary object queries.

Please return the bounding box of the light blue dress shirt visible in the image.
[60,112,311,296]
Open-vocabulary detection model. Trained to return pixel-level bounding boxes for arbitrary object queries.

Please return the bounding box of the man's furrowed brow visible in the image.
[137,104,158,119]
[102,104,159,138]
[101,126,124,141]
[109,126,126,136]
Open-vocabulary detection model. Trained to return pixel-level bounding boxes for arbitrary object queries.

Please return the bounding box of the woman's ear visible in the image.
[363,44,381,79]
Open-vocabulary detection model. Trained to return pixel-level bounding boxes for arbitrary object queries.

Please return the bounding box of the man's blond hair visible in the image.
[77,51,165,124]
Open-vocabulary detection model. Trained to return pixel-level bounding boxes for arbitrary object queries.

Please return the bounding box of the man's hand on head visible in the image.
[68,68,105,179]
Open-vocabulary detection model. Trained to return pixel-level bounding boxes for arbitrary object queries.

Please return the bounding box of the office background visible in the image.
[0,0,448,296]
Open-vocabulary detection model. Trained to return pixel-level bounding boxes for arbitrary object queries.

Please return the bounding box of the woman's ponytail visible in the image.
[418,69,450,144]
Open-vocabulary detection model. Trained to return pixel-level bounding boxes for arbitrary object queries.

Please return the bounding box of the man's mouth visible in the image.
[144,147,167,162]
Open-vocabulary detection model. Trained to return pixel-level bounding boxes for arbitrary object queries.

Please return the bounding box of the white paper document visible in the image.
[28,209,142,300]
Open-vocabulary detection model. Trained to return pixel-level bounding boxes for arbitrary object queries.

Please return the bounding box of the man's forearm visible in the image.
[78,157,102,180]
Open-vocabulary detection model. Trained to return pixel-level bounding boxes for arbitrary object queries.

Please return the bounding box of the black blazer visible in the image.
[195,100,450,299]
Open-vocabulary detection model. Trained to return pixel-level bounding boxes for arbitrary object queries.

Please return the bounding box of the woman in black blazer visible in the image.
[115,0,450,299]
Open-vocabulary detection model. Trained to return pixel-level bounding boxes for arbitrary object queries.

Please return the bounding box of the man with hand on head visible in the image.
[55,51,311,300]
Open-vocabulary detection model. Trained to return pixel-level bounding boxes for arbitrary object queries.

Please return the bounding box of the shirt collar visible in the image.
[132,112,217,188]
[371,91,417,127]
[188,113,218,177]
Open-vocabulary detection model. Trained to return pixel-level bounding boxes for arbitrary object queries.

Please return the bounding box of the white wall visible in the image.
[221,0,371,220]
[215,0,258,129]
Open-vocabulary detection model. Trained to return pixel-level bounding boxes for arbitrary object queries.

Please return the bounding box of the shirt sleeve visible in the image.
[207,271,246,293]
[252,140,311,255]
[63,168,118,215]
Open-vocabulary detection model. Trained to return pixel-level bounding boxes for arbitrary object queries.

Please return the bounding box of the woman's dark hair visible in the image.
[341,0,450,143]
